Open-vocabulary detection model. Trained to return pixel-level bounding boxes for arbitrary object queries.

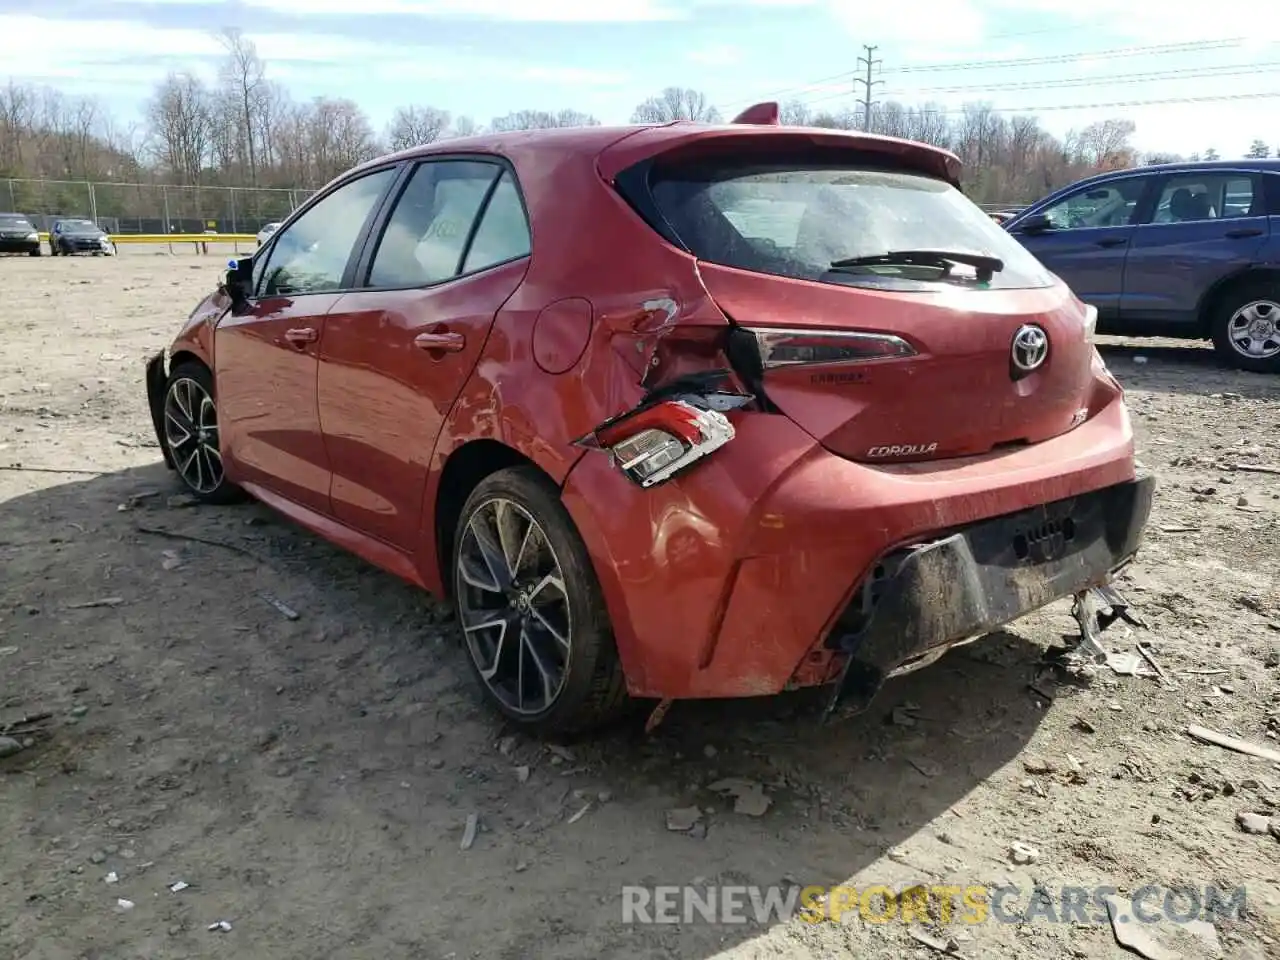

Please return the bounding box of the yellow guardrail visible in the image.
[36,232,258,244]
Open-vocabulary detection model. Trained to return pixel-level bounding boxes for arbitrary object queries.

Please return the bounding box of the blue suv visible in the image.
[1004,160,1280,373]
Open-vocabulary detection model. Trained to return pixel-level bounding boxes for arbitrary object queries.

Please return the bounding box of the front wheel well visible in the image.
[168,350,207,375]
[433,440,556,598]
[1198,267,1280,335]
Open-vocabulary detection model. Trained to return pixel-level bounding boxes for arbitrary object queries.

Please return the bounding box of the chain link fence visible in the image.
[2,178,317,234]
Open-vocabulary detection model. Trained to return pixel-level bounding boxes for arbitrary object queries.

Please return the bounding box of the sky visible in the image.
[4,0,1280,159]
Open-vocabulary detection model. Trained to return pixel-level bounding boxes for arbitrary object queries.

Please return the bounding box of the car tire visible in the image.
[29,248,40,257]
[1210,277,1280,373]
[49,242,57,256]
[451,466,630,735]
[161,361,243,505]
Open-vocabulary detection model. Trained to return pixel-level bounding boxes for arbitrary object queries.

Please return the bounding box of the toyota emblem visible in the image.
[1010,324,1049,373]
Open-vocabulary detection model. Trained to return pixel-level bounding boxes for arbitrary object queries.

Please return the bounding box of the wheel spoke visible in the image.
[165,411,192,444]
[529,608,570,651]
[458,552,502,594]
[494,500,523,581]
[520,625,558,707]
[527,572,565,605]
[467,510,512,591]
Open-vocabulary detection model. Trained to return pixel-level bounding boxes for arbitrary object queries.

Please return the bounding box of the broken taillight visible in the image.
[576,395,747,488]
[746,328,916,367]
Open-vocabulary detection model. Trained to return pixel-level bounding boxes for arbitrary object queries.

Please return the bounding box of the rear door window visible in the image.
[366,160,503,288]
[648,160,1054,291]
[1149,172,1260,223]
[461,171,531,274]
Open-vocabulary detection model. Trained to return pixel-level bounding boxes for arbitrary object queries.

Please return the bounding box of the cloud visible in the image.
[239,0,680,20]
[983,0,1280,43]
[825,0,989,49]
[100,0,823,20]
[0,14,626,92]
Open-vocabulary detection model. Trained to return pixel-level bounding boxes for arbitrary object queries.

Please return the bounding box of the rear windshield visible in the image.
[648,161,1054,291]
[0,215,34,230]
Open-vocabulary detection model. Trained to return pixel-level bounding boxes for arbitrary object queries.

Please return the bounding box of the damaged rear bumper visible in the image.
[145,351,175,470]
[825,471,1154,714]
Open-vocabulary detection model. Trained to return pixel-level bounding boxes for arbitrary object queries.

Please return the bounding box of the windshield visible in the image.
[0,215,34,230]
[649,161,1054,291]
[62,220,99,231]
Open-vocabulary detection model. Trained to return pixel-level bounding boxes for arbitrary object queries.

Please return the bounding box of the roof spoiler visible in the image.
[730,102,780,126]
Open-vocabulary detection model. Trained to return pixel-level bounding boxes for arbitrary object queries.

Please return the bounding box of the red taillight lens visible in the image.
[746,328,916,368]
[578,398,739,488]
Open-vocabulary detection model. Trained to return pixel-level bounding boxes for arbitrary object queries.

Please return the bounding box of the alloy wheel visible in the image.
[1226,299,1280,360]
[163,377,224,494]
[455,497,572,715]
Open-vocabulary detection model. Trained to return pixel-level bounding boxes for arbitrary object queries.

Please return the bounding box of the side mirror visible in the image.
[1016,213,1053,235]
[221,256,253,309]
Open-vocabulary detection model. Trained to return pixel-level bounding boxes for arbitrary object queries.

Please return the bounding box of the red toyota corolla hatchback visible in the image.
[144,105,1153,734]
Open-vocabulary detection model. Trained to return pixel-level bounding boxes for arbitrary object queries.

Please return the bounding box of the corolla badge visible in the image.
[1011,324,1049,372]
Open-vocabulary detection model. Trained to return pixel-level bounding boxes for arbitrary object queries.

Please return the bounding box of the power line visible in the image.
[879,61,1280,98]
[855,45,883,130]
[883,37,1246,74]
[715,21,1117,110]
[847,90,1280,117]
[719,36,1254,112]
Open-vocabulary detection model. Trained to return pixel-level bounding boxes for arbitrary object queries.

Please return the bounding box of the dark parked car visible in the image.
[49,219,114,256]
[0,213,41,256]
[1004,160,1280,373]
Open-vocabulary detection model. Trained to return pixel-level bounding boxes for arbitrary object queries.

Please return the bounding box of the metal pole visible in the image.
[88,181,98,224]
[162,185,173,254]
[6,179,14,212]
[230,187,237,234]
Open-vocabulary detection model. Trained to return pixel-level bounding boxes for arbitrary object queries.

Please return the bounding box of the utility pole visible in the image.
[854,45,883,131]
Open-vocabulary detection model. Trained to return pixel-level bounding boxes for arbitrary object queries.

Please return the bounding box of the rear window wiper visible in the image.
[829,249,1005,283]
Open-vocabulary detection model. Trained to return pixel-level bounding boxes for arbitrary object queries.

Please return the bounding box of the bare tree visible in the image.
[451,115,479,138]
[145,72,212,184]
[387,105,452,151]
[489,109,600,132]
[809,109,858,130]
[216,28,268,187]
[1069,118,1136,169]
[778,100,811,126]
[0,81,36,174]
[630,87,721,124]
[306,98,378,182]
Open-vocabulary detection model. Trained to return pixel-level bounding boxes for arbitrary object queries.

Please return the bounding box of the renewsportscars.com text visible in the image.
[620,883,1247,926]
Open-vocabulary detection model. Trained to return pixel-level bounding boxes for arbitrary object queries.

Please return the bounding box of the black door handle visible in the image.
[1225,227,1263,238]
[1095,237,1129,248]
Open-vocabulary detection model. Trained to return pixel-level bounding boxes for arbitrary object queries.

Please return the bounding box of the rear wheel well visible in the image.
[434,440,553,598]
[1198,268,1280,335]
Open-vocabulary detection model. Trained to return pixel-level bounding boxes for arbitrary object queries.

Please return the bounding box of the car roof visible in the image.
[342,113,963,187]
[1069,158,1280,190]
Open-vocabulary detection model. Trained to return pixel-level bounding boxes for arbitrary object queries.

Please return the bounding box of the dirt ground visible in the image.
[1,249,1278,960]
